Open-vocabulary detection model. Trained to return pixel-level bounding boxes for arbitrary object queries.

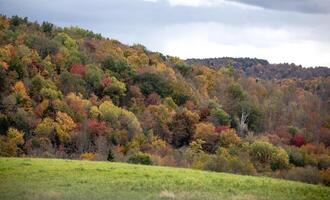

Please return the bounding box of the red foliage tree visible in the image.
[291,134,306,147]
[87,119,107,136]
[200,107,210,120]
[145,93,160,105]
[70,64,86,77]
[215,125,230,134]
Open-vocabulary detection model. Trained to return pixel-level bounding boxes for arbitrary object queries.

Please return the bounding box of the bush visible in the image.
[249,141,275,163]
[317,155,330,170]
[80,152,96,160]
[204,148,256,175]
[128,152,152,165]
[249,141,289,170]
[321,168,330,186]
[283,166,322,184]
[218,129,241,148]
[285,147,316,167]
[270,148,289,170]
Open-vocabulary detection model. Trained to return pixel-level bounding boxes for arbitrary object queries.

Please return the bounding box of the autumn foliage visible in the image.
[0,15,329,185]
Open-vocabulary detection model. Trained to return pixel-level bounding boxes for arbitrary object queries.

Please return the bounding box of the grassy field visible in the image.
[0,158,329,200]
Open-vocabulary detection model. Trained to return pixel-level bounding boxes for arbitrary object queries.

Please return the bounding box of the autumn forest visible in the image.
[0,15,330,186]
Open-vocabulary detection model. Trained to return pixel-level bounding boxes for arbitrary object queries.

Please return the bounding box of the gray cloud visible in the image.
[228,0,330,14]
[0,0,329,66]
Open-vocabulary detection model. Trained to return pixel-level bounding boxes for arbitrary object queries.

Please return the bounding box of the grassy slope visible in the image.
[0,158,329,200]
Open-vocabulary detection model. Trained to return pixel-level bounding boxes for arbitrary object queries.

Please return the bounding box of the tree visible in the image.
[55,111,76,143]
[237,101,263,136]
[70,64,86,77]
[103,56,133,80]
[0,128,24,156]
[210,107,230,126]
[169,108,200,147]
[35,117,56,137]
[134,72,172,98]
[145,93,161,105]
[85,64,103,91]
[87,119,107,136]
[41,21,54,35]
[12,81,31,108]
[99,101,141,139]
[65,92,88,121]
[60,71,87,95]
[291,134,306,147]
[175,63,191,76]
[218,129,241,148]
[194,122,218,153]
[102,75,126,105]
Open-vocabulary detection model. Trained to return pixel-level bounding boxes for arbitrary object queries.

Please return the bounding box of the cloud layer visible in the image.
[0,0,329,67]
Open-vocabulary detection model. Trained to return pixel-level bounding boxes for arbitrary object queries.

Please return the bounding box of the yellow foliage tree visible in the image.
[0,128,24,156]
[55,111,76,143]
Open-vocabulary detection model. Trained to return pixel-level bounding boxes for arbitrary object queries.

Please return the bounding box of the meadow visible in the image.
[0,157,329,200]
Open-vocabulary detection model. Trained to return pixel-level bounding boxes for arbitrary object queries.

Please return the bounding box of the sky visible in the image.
[0,0,330,67]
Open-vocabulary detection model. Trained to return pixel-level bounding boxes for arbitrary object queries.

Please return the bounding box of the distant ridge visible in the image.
[186,57,330,80]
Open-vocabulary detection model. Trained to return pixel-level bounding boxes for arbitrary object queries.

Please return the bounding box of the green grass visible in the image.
[0,158,329,200]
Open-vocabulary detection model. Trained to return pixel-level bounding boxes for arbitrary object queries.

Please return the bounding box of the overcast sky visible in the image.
[0,0,330,67]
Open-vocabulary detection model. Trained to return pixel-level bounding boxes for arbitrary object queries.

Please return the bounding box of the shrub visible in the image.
[317,155,330,170]
[107,149,114,161]
[249,141,275,163]
[80,152,96,160]
[218,129,241,148]
[285,147,316,167]
[321,168,330,186]
[283,166,322,184]
[286,147,305,166]
[270,148,289,170]
[249,141,289,170]
[204,148,256,175]
[229,157,256,175]
[128,152,152,165]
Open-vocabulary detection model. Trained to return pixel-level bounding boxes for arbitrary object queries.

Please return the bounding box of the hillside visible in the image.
[0,15,330,186]
[0,157,329,200]
[186,57,330,80]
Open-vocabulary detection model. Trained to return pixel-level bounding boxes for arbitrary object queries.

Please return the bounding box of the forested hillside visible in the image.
[0,15,330,185]
[186,57,330,80]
